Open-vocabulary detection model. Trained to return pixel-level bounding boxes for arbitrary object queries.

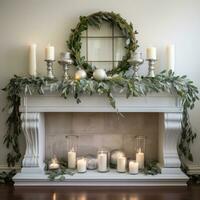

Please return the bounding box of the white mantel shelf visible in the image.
[14,93,188,186]
[20,93,182,113]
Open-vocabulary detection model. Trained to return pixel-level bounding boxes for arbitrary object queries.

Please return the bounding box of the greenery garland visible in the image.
[67,11,138,75]
[2,70,199,169]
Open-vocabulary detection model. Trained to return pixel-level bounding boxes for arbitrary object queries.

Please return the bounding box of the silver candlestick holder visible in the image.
[58,59,73,80]
[45,59,55,79]
[146,59,157,77]
[128,52,144,78]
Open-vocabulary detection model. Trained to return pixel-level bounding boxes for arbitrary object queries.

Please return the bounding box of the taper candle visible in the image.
[166,44,175,71]
[29,44,37,76]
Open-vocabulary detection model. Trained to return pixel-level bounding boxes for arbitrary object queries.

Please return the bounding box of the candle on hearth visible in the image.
[129,160,139,174]
[136,148,144,169]
[97,150,108,172]
[29,44,37,76]
[45,44,55,60]
[49,158,59,170]
[77,157,87,173]
[117,156,127,173]
[166,44,175,71]
[146,47,156,60]
[68,148,76,169]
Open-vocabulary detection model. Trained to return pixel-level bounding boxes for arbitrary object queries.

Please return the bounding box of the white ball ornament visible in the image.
[75,69,87,80]
[93,68,107,81]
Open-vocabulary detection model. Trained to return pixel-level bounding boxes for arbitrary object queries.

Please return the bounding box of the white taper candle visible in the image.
[29,44,37,76]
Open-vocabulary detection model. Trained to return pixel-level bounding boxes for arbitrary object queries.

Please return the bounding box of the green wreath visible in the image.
[67,11,139,76]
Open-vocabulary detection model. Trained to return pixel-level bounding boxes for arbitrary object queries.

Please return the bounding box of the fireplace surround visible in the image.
[13,93,188,186]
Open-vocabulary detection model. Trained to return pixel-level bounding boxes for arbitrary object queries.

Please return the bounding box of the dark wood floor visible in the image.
[1,184,200,200]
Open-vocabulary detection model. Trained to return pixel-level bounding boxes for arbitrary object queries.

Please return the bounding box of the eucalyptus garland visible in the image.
[2,70,199,169]
[67,11,138,75]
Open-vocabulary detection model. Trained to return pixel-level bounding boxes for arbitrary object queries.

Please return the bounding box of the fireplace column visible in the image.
[21,112,45,173]
[159,112,182,173]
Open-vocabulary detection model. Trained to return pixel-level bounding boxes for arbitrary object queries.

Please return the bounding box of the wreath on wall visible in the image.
[1,12,199,182]
[67,11,139,75]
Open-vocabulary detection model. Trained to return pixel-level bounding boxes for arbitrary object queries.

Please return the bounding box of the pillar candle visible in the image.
[146,47,156,60]
[68,148,76,169]
[129,160,139,174]
[77,158,87,173]
[117,156,127,173]
[97,151,107,172]
[60,52,71,61]
[29,44,37,76]
[136,148,144,169]
[45,44,55,60]
[166,44,175,71]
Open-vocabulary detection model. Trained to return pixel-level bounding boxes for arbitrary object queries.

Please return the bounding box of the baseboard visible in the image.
[186,164,200,175]
[0,164,21,172]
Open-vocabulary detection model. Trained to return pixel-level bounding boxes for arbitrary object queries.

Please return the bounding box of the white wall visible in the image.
[0,0,200,169]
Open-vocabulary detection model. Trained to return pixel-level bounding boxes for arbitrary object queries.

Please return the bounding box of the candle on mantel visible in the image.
[129,160,139,174]
[45,44,55,60]
[146,47,157,60]
[77,157,87,173]
[97,151,108,172]
[60,52,71,61]
[117,156,127,173]
[49,158,59,170]
[136,148,144,169]
[68,147,76,169]
[29,44,37,76]
[166,44,175,71]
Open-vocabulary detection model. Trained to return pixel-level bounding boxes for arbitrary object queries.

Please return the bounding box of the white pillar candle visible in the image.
[129,160,139,174]
[146,47,157,60]
[45,44,55,60]
[68,148,76,169]
[97,151,108,172]
[117,156,127,173]
[77,158,87,173]
[136,148,144,169]
[166,44,175,71]
[49,158,59,170]
[60,52,71,61]
[29,44,37,76]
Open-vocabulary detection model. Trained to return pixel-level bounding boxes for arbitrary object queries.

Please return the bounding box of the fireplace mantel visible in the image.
[19,93,182,113]
[14,93,188,186]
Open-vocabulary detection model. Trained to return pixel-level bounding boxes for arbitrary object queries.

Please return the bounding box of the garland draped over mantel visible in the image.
[2,70,199,168]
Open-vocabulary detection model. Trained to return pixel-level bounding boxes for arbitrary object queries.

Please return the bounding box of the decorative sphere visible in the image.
[85,155,97,170]
[110,149,126,168]
[93,69,107,81]
[75,69,87,80]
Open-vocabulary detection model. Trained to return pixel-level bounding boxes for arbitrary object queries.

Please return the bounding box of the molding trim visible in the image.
[0,164,21,171]
[187,164,200,175]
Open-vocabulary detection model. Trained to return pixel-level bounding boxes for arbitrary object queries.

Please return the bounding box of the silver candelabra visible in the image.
[146,59,157,77]
[45,59,55,79]
[128,52,144,78]
[58,52,73,80]
[58,60,73,80]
